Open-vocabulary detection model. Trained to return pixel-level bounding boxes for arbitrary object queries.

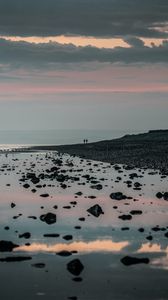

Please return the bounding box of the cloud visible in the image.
[124,37,145,48]
[0,38,168,72]
[0,0,168,38]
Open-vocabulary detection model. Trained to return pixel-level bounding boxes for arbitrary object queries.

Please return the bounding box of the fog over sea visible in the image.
[0,129,144,150]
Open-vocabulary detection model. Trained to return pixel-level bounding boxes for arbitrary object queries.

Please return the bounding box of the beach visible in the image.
[0,143,168,299]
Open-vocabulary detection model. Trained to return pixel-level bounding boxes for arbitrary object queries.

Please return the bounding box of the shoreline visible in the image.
[29,129,168,174]
[1,129,168,174]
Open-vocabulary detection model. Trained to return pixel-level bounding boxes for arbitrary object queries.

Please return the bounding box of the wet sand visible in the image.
[0,151,168,299]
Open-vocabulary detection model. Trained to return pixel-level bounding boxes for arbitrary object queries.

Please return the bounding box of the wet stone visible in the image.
[19,232,31,239]
[121,256,150,266]
[40,213,57,225]
[0,240,19,252]
[56,251,72,257]
[40,193,49,198]
[67,259,84,276]
[110,192,127,200]
[130,210,142,215]
[63,235,73,241]
[0,256,32,262]
[87,204,104,218]
[118,214,132,221]
[43,233,60,238]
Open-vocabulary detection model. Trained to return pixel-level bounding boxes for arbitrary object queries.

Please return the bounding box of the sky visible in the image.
[0,0,168,131]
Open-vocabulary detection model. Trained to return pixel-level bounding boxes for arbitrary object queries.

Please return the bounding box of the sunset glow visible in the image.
[15,240,129,254]
[0,35,166,49]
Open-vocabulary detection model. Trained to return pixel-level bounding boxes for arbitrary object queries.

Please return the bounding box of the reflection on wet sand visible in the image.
[138,243,168,254]
[0,151,168,299]
[16,239,129,254]
[138,243,168,270]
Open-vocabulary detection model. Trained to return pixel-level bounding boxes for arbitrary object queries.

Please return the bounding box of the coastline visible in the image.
[25,129,168,174]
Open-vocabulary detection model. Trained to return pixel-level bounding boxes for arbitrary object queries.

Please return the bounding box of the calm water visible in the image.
[0,152,167,299]
[0,129,144,150]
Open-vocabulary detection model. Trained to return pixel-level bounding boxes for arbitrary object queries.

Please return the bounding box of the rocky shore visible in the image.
[29,130,168,175]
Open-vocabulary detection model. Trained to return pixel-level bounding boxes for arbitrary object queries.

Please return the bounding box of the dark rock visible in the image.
[70,201,77,205]
[19,232,31,239]
[156,192,163,199]
[110,192,127,200]
[130,210,142,215]
[138,228,145,232]
[57,251,72,257]
[61,183,67,189]
[121,227,130,231]
[151,226,160,232]
[63,235,73,241]
[31,177,40,184]
[118,214,132,221]
[163,192,168,200]
[146,235,153,241]
[121,256,150,266]
[4,226,10,230]
[0,256,32,262]
[78,217,85,221]
[75,192,83,196]
[23,184,30,189]
[87,204,104,217]
[40,193,49,198]
[43,233,59,237]
[40,213,56,225]
[88,195,96,199]
[90,184,103,190]
[67,259,84,276]
[11,203,16,208]
[0,240,19,252]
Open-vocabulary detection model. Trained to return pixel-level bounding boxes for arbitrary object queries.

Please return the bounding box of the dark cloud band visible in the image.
[0,0,168,38]
[0,38,168,70]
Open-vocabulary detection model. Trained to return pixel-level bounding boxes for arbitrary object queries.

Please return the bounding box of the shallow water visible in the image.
[0,152,168,299]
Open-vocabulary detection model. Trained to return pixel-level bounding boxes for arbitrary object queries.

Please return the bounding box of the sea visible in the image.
[0,129,145,151]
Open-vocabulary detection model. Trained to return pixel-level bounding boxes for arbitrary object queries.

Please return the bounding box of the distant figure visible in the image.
[83,139,85,144]
[86,139,88,144]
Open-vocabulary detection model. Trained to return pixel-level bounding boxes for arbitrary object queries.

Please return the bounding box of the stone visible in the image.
[40,213,56,225]
[11,202,16,208]
[130,210,142,215]
[40,193,49,198]
[110,192,127,200]
[67,259,84,276]
[0,240,19,252]
[19,232,31,239]
[56,251,72,257]
[0,256,32,262]
[63,235,73,241]
[87,204,104,217]
[118,214,132,221]
[121,256,150,266]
